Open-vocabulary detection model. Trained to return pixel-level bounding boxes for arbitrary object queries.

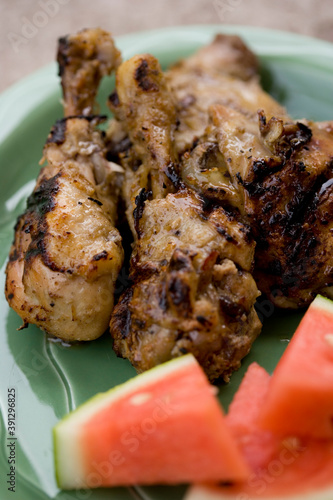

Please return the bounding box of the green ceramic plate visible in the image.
[1,25,333,500]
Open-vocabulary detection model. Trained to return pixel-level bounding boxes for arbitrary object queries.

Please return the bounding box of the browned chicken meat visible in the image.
[58,27,122,117]
[166,34,333,308]
[213,106,333,308]
[109,54,261,382]
[5,29,124,341]
[166,34,287,157]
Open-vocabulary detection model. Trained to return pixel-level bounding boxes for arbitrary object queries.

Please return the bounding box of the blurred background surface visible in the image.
[1,0,333,92]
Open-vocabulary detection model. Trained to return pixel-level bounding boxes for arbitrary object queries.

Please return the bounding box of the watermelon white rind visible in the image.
[53,354,196,489]
[313,294,333,314]
[185,483,333,500]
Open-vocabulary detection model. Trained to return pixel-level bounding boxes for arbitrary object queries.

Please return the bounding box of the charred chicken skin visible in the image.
[5,29,124,341]
[213,106,333,308]
[166,34,333,308]
[109,54,261,382]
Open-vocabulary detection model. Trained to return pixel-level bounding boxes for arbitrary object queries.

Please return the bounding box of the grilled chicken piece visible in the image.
[5,29,124,341]
[109,54,261,382]
[109,54,178,236]
[213,106,333,308]
[58,28,121,116]
[166,34,333,308]
[166,34,287,156]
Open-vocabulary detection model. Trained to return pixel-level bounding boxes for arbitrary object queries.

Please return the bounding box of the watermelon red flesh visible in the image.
[186,440,333,500]
[186,465,333,500]
[226,362,280,471]
[258,295,333,439]
[185,359,333,499]
[54,354,249,489]
[226,362,271,434]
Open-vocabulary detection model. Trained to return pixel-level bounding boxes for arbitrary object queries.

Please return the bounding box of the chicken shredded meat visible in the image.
[5,29,124,341]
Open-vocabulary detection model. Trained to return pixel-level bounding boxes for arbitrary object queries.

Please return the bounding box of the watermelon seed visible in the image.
[281,436,302,451]
[324,333,333,347]
[129,392,152,405]
[210,386,219,396]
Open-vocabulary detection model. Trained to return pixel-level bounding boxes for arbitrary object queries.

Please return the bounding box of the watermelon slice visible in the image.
[186,436,333,500]
[226,362,280,471]
[53,354,249,489]
[186,359,333,500]
[226,362,271,435]
[186,481,333,500]
[258,295,333,439]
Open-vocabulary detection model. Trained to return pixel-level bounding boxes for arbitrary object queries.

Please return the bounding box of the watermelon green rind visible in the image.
[314,294,333,314]
[185,483,333,500]
[53,354,197,489]
[53,389,110,488]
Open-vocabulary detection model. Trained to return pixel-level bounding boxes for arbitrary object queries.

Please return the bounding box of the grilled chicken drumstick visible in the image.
[58,27,121,117]
[5,29,124,341]
[110,55,261,382]
[166,34,333,308]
